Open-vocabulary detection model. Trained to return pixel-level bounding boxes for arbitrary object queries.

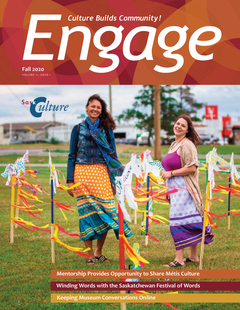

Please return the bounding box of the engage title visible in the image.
[23,14,222,74]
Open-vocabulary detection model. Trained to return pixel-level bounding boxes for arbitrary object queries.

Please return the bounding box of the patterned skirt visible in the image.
[167,176,214,250]
[74,163,132,241]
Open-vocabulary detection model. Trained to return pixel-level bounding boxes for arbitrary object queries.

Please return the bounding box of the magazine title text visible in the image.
[23,14,222,74]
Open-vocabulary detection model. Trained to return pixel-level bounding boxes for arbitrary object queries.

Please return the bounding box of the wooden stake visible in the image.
[51,166,55,263]
[118,202,126,310]
[134,209,137,225]
[145,234,149,246]
[134,177,138,225]
[51,224,55,264]
[145,175,150,246]
[10,175,16,244]
[228,175,231,230]
[206,166,208,187]
[120,291,126,310]
[15,171,22,228]
[154,85,161,161]
[199,182,210,270]
[118,202,125,270]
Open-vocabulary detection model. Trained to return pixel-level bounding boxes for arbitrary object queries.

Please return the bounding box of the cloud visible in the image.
[190,85,240,120]
[0,85,239,125]
[0,85,142,124]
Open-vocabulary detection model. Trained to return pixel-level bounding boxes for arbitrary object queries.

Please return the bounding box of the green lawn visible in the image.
[1,143,240,167]
[42,144,240,156]
[116,144,240,156]
[0,143,69,149]
[0,155,240,309]
[0,142,240,156]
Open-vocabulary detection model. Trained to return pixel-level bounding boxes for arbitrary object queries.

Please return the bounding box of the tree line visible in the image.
[116,85,204,143]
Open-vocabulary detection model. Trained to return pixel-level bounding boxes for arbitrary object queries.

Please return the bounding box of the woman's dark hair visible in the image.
[86,94,116,130]
[175,114,201,147]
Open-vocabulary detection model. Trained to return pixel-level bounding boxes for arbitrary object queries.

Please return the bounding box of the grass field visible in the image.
[1,142,240,155]
[1,152,240,310]
[0,143,240,166]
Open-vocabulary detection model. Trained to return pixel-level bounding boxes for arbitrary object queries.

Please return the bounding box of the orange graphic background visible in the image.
[0,0,240,84]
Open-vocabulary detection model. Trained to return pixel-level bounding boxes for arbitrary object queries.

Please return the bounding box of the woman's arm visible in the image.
[67,182,75,197]
[107,128,117,154]
[162,165,197,181]
[162,140,199,181]
[67,124,78,185]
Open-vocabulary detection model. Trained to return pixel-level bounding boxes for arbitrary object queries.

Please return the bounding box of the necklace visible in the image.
[170,136,186,151]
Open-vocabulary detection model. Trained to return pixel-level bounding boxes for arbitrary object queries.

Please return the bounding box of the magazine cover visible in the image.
[1,0,240,309]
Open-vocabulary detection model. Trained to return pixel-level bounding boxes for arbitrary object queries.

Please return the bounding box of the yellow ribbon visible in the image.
[19,192,43,203]
[121,234,149,268]
[13,203,43,212]
[15,217,49,229]
[136,209,169,223]
[57,182,81,191]
[199,167,207,171]
[153,200,169,205]
[17,179,42,193]
[149,214,169,223]
[60,209,68,222]
[52,224,90,253]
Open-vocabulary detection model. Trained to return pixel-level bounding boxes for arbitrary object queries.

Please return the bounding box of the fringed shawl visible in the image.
[86,117,124,189]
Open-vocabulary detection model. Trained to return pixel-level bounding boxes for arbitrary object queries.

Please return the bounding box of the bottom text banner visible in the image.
[51,294,240,303]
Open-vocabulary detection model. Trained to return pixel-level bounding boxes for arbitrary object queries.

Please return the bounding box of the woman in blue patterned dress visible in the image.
[67,94,132,264]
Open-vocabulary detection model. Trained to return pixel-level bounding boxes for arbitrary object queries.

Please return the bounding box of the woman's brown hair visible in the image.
[86,94,116,130]
[175,114,201,147]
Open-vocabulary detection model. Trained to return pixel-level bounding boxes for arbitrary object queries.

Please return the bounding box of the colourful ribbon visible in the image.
[14,217,50,232]
[146,232,159,242]
[52,224,89,257]
[120,234,149,268]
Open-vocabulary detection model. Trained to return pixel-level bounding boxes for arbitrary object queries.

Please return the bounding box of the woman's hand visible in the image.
[67,183,75,197]
[162,165,197,182]
[162,171,172,181]
[111,185,116,196]
[165,194,170,203]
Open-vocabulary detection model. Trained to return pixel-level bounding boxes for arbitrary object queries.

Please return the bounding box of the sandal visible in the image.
[164,260,184,268]
[86,258,98,264]
[95,255,109,263]
[184,257,199,263]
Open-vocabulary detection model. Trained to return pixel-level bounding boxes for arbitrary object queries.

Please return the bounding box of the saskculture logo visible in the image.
[22,97,69,118]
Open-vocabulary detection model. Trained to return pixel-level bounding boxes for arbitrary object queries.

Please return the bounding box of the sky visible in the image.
[0,85,239,126]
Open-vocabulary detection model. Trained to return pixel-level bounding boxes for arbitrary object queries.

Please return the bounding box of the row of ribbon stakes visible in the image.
[113,147,240,309]
[1,150,48,243]
[115,152,178,310]
[198,148,240,269]
[116,150,169,246]
[124,243,179,310]
[1,151,90,263]
[48,152,90,263]
[198,147,240,230]
[3,148,238,307]
[115,148,240,272]
[0,150,165,269]
[1,152,177,310]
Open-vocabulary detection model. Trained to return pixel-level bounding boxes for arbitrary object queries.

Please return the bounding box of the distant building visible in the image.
[113,123,143,141]
[232,125,240,145]
[48,124,73,143]
[0,122,66,144]
[192,122,207,135]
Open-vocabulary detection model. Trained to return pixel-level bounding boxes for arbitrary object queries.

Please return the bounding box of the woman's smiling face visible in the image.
[86,99,102,122]
[173,117,188,138]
